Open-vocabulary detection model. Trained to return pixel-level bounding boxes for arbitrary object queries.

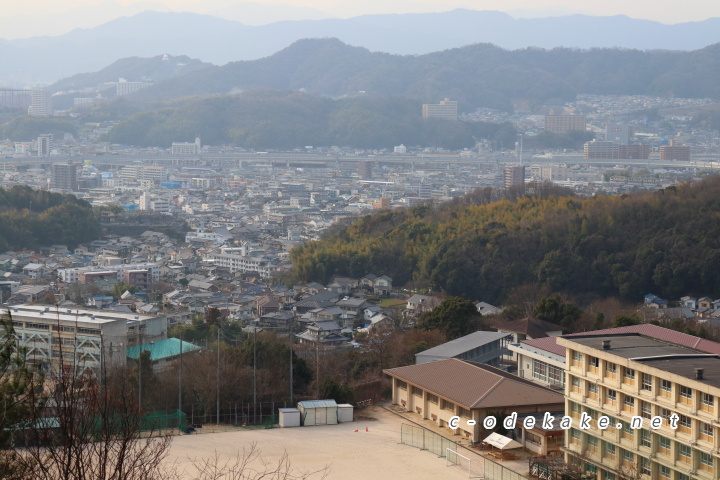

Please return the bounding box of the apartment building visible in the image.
[422,98,458,120]
[558,332,720,480]
[58,263,159,285]
[3,305,132,371]
[544,115,586,133]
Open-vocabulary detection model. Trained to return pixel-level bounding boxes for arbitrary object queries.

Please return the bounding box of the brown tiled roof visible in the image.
[525,323,720,358]
[495,317,563,338]
[383,359,563,410]
[566,324,720,355]
[520,336,566,357]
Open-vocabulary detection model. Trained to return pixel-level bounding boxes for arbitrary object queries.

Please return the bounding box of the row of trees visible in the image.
[291,176,720,304]
[0,311,329,479]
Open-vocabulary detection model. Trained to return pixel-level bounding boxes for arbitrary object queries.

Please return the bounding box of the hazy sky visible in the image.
[2,0,720,39]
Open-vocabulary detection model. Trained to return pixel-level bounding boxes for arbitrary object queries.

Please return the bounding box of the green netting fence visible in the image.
[140,409,187,433]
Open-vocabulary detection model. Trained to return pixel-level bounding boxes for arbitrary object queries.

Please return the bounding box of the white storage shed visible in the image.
[278,408,301,428]
[297,399,338,426]
[337,404,354,423]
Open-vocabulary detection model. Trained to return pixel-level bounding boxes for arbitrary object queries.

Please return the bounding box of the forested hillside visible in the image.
[0,186,100,251]
[103,91,522,149]
[131,39,720,110]
[290,177,720,303]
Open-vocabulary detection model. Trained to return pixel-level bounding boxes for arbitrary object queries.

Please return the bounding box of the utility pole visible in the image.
[216,324,220,426]
[178,328,183,413]
[138,329,142,414]
[289,332,293,405]
[315,342,319,399]
[253,325,257,424]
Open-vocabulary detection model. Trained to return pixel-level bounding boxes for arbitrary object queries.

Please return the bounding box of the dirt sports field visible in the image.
[164,405,469,480]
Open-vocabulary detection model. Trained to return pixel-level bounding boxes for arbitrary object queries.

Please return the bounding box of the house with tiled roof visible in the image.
[384,358,564,444]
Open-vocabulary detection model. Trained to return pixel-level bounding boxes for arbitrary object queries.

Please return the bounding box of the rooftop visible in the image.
[384,359,563,410]
[416,331,511,359]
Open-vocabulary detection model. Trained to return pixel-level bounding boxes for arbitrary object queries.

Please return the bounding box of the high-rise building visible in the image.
[544,115,586,133]
[660,140,691,162]
[28,90,52,117]
[605,123,634,145]
[504,165,525,190]
[558,331,720,480]
[358,160,374,179]
[422,98,458,120]
[37,134,52,156]
[116,78,152,96]
[51,162,77,192]
[171,136,201,155]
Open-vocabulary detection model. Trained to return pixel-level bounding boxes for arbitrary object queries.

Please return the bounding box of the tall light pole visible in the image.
[216,324,220,426]
[253,325,257,424]
[289,332,293,405]
[178,328,183,414]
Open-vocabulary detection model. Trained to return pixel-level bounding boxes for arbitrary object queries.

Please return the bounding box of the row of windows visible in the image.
[572,430,715,472]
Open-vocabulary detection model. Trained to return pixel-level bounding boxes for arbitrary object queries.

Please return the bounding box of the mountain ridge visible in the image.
[3,9,720,85]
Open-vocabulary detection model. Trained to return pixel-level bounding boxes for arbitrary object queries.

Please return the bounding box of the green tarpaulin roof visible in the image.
[127,338,200,361]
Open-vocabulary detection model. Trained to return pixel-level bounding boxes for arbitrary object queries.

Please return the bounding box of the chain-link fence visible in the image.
[400,423,457,457]
[400,423,526,480]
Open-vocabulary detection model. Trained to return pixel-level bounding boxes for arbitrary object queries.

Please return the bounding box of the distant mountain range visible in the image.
[123,39,720,111]
[2,9,720,85]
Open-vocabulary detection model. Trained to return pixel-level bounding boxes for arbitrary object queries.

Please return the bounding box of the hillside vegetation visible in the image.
[0,186,100,251]
[290,177,720,303]
[103,91,521,149]
[131,39,720,110]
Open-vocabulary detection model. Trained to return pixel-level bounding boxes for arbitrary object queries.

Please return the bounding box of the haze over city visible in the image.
[2,0,720,39]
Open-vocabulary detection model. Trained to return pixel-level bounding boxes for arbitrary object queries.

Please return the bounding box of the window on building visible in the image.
[641,401,652,419]
[586,435,598,453]
[701,393,714,412]
[605,389,617,406]
[639,457,651,476]
[605,362,617,379]
[623,395,635,411]
[679,386,692,405]
[641,373,652,391]
[585,463,597,474]
[621,421,633,440]
[623,367,635,384]
[657,435,671,455]
[700,422,714,442]
[571,376,582,393]
[659,379,672,397]
[678,414,691,434]
[572,350,582,366]
[441,399,455,412]
[588,383,598,399]
[571,402,581,418]
[640,429,651,448]
[458,407,471,419]
[397,380,407,390]
[26,323,50,330]
[621,449,633,463]
[589,356,599,373]
[660,408,671,425]
[604,441,616,460]
[677,474,690,480]
[677,443,691,464]
[699,451,714,472]
[411,386,423,397]
[570,429,581,444]
[427,393,439,404]
[603,471,615,480]
[548,364,564,386]
[658,465,671,479]
[533,359,548,383]
[526,432,542,446]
